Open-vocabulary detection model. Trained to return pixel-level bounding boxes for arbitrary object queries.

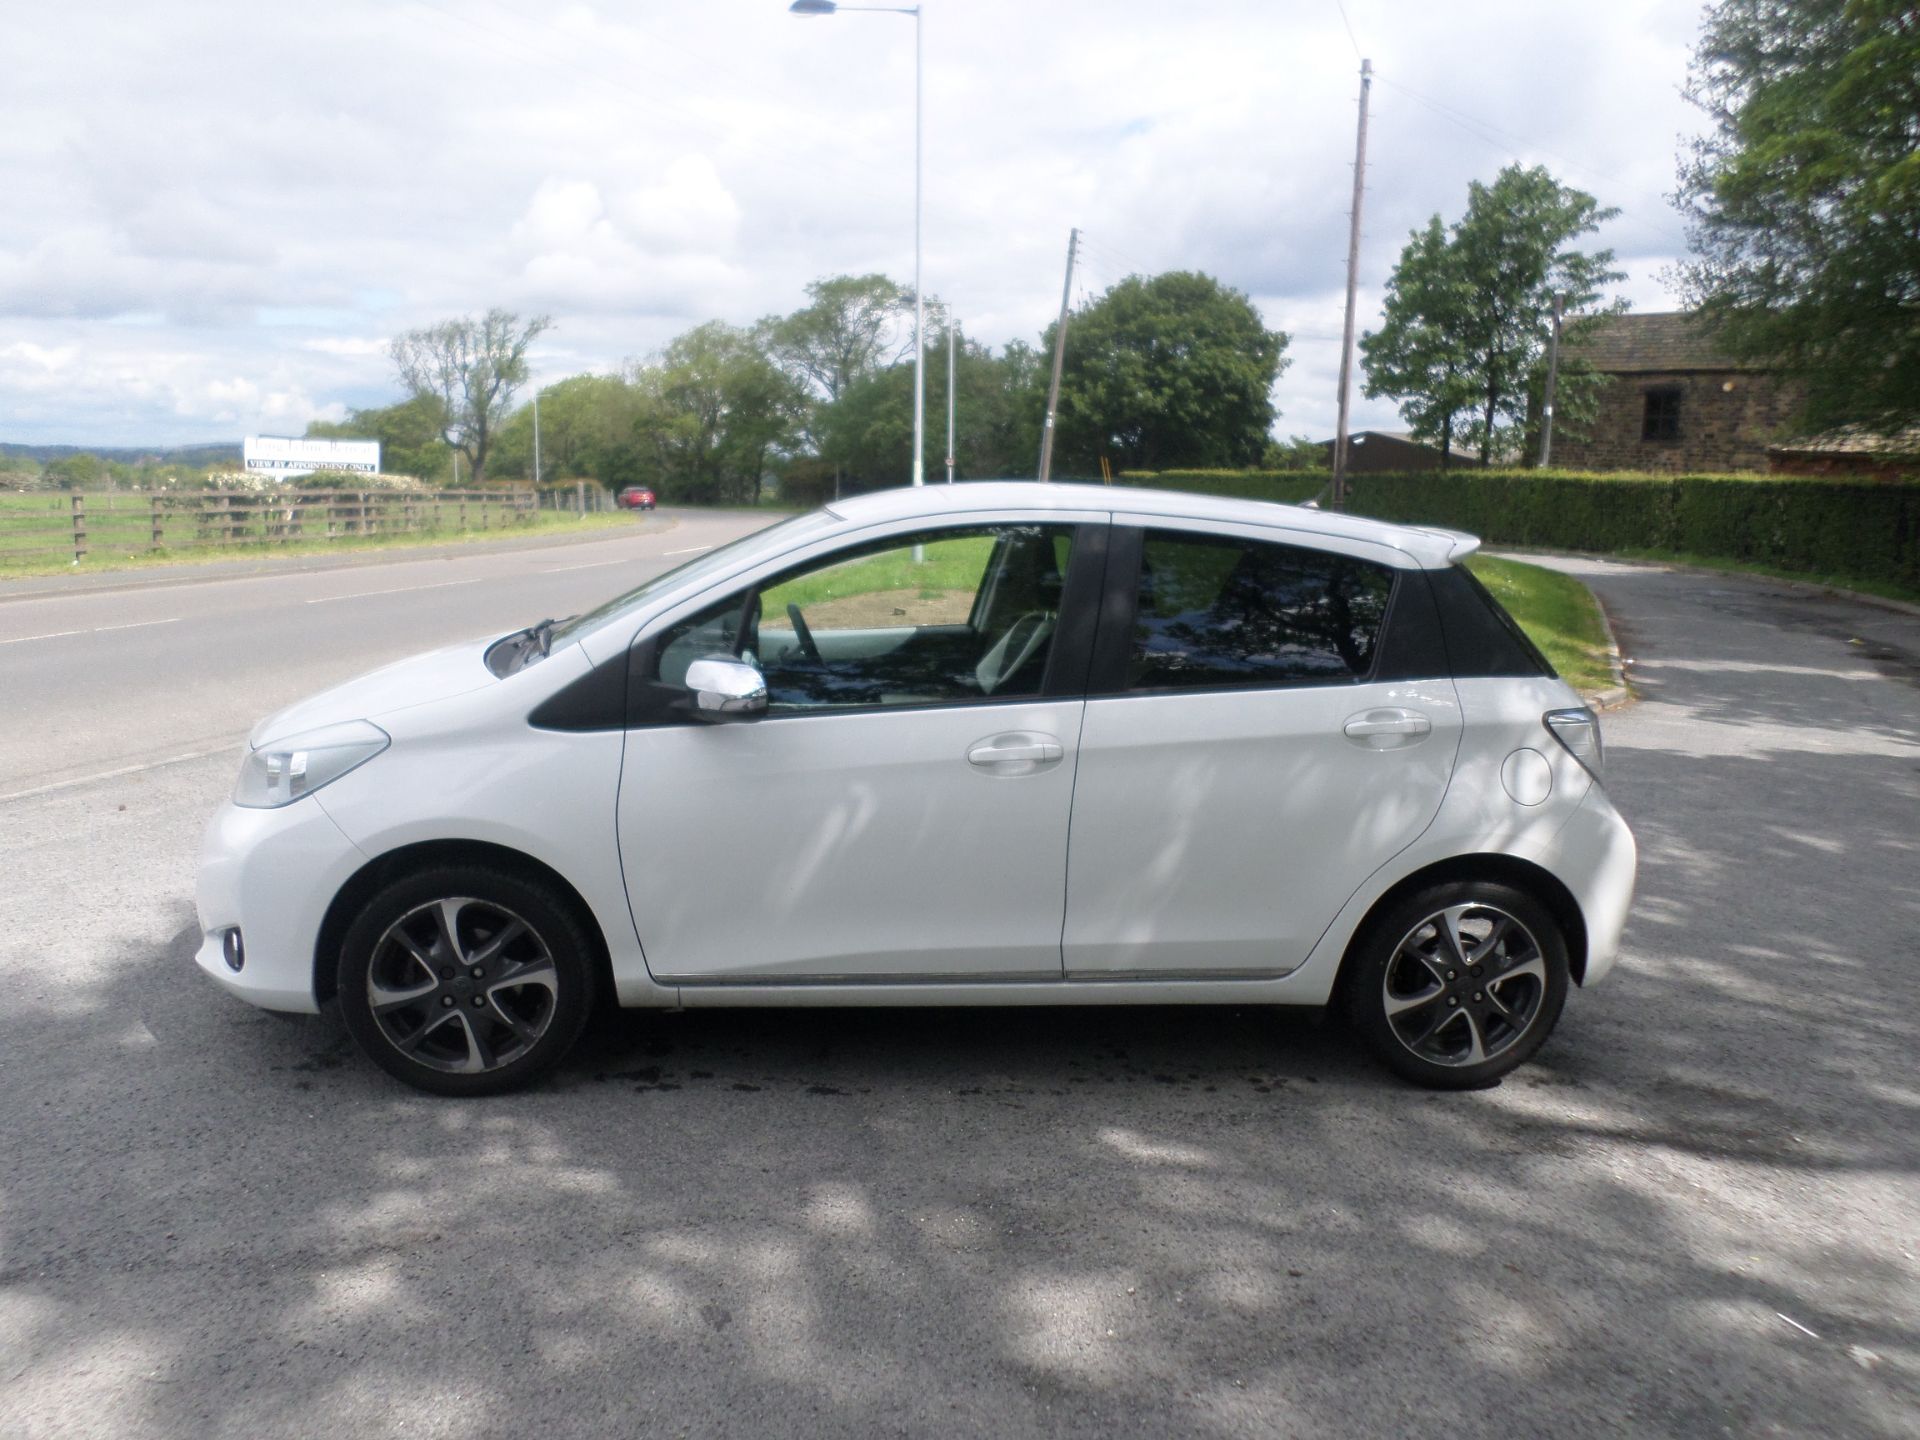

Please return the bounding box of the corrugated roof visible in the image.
[1567,311,1764,373]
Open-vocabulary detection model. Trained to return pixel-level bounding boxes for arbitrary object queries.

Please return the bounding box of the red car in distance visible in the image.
[617,486,657,511]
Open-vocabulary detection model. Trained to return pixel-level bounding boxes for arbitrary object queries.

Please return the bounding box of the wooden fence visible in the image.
[0,488,537,564]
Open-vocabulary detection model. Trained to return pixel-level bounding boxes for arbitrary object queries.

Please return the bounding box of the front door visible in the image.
[1063,522,1461,976]
[618,519,1098,984]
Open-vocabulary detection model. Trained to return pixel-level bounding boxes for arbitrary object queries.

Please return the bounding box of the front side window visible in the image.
[1642,386,1682,442]
[1126,530,1395,691]
[653,524,1076,712]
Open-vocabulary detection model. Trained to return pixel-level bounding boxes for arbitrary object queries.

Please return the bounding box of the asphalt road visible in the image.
[1,540,1916,1438]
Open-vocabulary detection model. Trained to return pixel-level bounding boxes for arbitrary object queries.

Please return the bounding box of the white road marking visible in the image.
[0,617,179,646]
[543,558,630,573]
[0,742,239,805]
[304,578,482,604]
[662,545,712,556]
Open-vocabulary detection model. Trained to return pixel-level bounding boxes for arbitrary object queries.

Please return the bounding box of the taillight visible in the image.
[1543,707,1604,781]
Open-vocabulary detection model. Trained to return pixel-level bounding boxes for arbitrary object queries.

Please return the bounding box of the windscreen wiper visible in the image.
[527,617,557,656]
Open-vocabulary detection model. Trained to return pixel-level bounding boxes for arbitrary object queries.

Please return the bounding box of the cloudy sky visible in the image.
[2,0,1704,450]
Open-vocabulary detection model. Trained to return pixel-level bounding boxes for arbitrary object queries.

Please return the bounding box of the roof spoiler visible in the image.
[1417,526,1480,563]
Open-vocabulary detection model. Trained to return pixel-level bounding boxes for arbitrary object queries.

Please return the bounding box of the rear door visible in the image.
[1062,520,1461,977]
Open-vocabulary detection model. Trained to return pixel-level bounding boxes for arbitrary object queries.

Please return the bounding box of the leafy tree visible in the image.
[390,309,551,485]
[1051,271,1287,474]
[307,396,451,482]
[1361,217,1477,464]
[816,335,1044,490]
[1262,435,1330,471]
[762,274,914,404]
[44,453,107,489]
[632,322,807,505]
[1451,167,1621,464]
[1677,0,1920,433]
[1363,166,1621,466]
[489,374,648,486]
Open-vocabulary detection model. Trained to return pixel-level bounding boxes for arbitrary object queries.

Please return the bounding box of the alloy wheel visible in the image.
[365,897,559,1075]
[1381,903,1548,1068]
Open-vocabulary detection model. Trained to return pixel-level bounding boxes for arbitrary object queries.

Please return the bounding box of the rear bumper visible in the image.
[1551,784,1637,986]
[193,796,367,1013]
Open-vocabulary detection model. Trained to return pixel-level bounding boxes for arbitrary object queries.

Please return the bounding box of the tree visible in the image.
[308,395,451,482]
[1677,0,1920,434]
[488,374,648,487]
[632,322,807,505]
[390,309,551,485]
[762,274,914,405]
[817,335,1045,490]
[1363,166,1621,466]
[1051,271,1287,474]
[1361,217,1477,464]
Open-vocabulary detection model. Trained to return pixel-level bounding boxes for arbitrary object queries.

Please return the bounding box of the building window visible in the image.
[1642,387,1682,442]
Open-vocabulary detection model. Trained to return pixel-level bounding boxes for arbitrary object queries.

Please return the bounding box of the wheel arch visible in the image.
[1332,853,1591,1004]
[313,839,617,1008]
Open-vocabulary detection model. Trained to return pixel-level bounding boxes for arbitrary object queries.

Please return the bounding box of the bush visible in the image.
[1115,467,1920,594]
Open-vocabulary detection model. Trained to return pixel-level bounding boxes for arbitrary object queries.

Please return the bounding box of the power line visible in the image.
[1333,1,1364,62]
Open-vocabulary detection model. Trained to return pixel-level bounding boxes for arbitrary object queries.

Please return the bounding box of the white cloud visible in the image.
[0,0,1709,445]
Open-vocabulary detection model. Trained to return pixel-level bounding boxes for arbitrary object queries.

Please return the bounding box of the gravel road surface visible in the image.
[1,541,1915,1438]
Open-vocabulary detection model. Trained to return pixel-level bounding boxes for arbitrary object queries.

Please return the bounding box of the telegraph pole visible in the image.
[532,387,543,489]
[1537,292,1567,468]
[1037,226,1079,482]
[1331,58,1372,510]
[945,319,957,483]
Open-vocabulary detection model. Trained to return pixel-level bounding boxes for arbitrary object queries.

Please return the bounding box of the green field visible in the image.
[1467,553,1616,696]
[0,492,636,578]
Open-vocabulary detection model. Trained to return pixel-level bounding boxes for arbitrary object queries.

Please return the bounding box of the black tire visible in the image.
[337,865,596,1096]
[1344,880,1570,1090]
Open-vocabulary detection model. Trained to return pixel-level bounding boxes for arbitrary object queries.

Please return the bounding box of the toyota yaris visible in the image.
[196,483,1635,1095]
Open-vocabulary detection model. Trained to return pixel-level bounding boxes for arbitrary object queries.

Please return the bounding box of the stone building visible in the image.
[1551,312,1801,473]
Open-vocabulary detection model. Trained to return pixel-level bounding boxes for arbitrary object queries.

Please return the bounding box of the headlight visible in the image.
[1542,706,1603,781]
[234,720,390,809]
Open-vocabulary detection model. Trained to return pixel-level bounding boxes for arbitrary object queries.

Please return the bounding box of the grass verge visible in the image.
[0,511,640,581]
[1466,554,1616,698]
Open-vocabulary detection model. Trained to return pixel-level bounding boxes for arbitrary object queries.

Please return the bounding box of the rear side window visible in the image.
[1126,530,1396,691]
[1427,563,1555,678]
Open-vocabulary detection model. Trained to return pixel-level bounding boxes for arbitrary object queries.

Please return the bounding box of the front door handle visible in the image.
[1343,708,1432,748]
[967,732,1064,773]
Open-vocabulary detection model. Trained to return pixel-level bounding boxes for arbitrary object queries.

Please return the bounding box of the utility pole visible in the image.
[1331,58,1372,511]
[945,319,957,483]
[1537,291,1567,468]
[532,387,542,489]
[1037,226,1079,482]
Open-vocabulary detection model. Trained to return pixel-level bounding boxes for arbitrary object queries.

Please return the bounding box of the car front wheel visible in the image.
[1345,881,1570,1090]
[337,866,595,1096]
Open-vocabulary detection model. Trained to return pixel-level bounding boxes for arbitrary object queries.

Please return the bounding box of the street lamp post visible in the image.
[790,0,925,489]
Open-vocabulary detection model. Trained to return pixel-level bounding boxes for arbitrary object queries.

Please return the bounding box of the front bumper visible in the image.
[193,794,368,1013]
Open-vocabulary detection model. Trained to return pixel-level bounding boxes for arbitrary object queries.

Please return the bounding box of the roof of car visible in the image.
[823,481,1476,568]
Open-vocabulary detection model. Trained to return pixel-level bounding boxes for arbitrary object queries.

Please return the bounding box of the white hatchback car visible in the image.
[196,483,1635,1095]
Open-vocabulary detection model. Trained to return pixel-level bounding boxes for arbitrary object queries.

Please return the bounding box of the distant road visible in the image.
[0,508,773,798]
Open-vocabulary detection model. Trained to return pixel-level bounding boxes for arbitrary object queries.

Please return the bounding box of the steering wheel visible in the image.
[786,602,824,664]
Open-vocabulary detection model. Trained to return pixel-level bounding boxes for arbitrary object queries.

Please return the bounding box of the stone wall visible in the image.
[1553,369,1804,473]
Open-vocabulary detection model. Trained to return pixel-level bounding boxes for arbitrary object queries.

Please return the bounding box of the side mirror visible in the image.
[685,655,767,720]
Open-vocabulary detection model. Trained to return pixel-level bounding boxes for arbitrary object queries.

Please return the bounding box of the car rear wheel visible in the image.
[1345,880,1569,1090]
[337,866,595,1096]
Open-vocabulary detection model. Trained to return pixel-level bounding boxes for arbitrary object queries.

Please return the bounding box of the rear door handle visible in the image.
[1343,708,1432,747]
[967,732,1064,773]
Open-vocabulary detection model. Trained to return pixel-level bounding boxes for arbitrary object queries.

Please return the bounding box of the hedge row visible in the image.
[1116,468,1920,595]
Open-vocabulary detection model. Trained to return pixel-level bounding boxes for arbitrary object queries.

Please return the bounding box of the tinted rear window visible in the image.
[1126,530,1396,691]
